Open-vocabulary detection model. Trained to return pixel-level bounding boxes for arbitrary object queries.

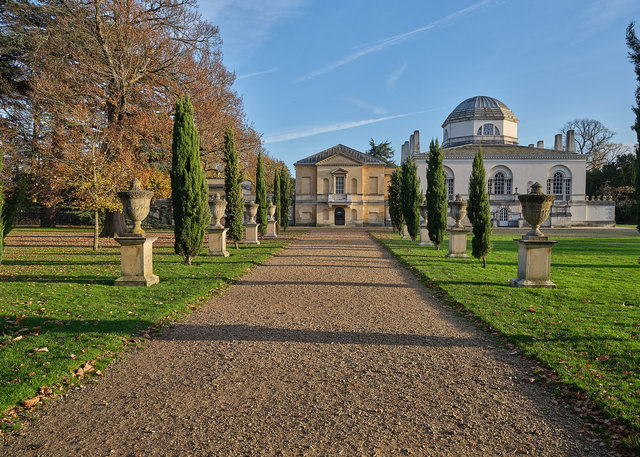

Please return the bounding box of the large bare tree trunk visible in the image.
[93,210,99,250]
[99,210,126,237]
[40,205,56,227]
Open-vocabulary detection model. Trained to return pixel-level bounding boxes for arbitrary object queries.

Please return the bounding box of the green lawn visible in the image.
[0,229,303,417]
[373,231,640,439]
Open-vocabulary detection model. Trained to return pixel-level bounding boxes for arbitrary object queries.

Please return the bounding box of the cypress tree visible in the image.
[273,168,281,229]
[223,127,245,249]
[426,139,448,249]
[170,95,211,265]
[468,147,492,267]
[626,22,640,232]
[388,167,403,232]
[400,158,423,240]
[255,151,267,236]
[280,166,291,231]
[0,152,4,264]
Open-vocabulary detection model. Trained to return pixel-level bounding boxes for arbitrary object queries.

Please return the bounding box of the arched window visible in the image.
[494,172,505,194]
[478,124,499,136]
[499,207,509,222]
[494,126,500,135]
[477,126,482,135]
[552,172,564,195]
[547,169,572,200]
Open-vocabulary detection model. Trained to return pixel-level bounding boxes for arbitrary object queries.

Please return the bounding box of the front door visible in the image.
[334,207,345,226]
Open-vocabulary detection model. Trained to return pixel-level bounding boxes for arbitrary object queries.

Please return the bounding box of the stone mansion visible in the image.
[293,96,614,227]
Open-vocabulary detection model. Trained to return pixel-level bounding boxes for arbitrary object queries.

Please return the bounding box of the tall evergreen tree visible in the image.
[280,166,291,231]
[223,127,245,249]
[468,147,492,267]
[273,168,281,229]
[400,158,423,240]
[170,96,211,265]
[255,151,268,236]
[426,139,448,249]
[626,22,640,232]
[0,153,4,264]
[388,167,403,232]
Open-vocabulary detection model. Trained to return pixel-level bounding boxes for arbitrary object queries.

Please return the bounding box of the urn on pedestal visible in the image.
[265,202,278,238]
[208,193,229,256]
[446,194,470,258]
[244,200,260,245]
[418,204,432,246]
[114,179,159,286]
[510,182,557,288]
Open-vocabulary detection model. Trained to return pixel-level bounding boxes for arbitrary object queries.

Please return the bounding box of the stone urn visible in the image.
[518,182,555,239]
[117,178,154,237]
[210,193,227,229]
[419,204,428,226]
[246,200,259,224]
[449,194,467,229]
[268,202,276,222]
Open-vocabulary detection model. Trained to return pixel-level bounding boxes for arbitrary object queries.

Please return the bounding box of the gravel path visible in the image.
[1,229,615,456]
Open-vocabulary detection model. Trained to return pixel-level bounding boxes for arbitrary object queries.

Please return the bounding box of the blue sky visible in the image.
[200,0,640,171]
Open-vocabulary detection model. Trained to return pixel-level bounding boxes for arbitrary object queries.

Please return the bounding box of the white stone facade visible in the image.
[407,96,615,227]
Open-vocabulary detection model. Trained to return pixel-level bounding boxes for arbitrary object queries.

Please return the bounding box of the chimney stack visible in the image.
[402,141,409,162]
[566,130,576,153]
[554,134,563,151]
[528,144,534,147]
[413,130,420,155]
[537,140,544,149]
[409,134,415,159]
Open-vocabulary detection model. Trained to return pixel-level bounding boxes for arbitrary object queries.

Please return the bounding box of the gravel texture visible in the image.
[1,229,616,456]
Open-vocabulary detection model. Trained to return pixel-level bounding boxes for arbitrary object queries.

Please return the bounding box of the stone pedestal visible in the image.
[418,225,432,246]
[445,228,470,258]
[114,236,159,286]
[510,239,557,288]
[401,224,411,240]
[245,223,260,245]
[208,228,229,257]
[265,220,278,238]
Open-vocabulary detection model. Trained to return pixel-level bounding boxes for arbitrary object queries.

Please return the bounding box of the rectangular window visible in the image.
[565,178,571,196]
[446,178,454,200]
[487,179,493,195]
[506,178,512,194]
[335,176,345,194]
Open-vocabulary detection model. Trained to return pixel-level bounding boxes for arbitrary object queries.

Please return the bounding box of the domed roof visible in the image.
[442,96,518,126]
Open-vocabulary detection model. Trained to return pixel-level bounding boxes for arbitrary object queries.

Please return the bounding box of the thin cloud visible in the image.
[387,62,407,88]
[296,0,505,82]
[264,111,431,144]
[237,68,279,80]
[343,97,388,115]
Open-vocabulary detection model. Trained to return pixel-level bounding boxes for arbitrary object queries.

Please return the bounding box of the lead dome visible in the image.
[442,96,519,148]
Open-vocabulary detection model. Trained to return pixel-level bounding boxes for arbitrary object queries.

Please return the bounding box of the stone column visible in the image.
[401,223,411,240]
[446,195,469,258]
[510,182,557,288]
[418,204,432,246]
[265,202,278,238]
[114,236,159,286]
[208,228,230,257]
[244,201,260,245]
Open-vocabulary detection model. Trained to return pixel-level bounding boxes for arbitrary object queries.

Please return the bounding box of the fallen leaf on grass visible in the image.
[33,347,49,352]
[528,308,536,313]
[38,386,53,396]
[596,355,610,362]
[22,396,40,408]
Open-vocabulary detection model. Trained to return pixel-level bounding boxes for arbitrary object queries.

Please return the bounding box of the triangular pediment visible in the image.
[330,167,349,175]
[317,153,362,166]
[294,144,385,166]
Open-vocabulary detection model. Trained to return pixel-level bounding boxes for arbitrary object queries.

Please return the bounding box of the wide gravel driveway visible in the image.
[1,229,614,456]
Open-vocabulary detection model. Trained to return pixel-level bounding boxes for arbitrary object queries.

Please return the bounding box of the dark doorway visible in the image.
[334,207,345,226]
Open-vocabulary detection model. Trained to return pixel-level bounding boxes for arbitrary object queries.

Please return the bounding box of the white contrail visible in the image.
[236,68,279,80]
[264,110,433,144]
[296,0,505,82]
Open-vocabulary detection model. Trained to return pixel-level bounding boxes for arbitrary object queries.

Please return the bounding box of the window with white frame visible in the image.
[552,172,564,195]
[494,172,505,194]
[335,176,345,194]
[446,177,454,201]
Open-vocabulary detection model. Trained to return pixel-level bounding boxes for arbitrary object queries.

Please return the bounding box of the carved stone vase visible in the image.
[210,193,227,229]
[518,182,555,240]
[449,194,467,229]
[117,178,154,236]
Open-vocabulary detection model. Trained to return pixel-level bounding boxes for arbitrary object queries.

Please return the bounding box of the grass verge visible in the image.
[0,229,303,419]
[372,230,640,446]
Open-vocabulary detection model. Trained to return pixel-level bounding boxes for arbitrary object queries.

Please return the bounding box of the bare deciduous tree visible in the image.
[561,119,629,170]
